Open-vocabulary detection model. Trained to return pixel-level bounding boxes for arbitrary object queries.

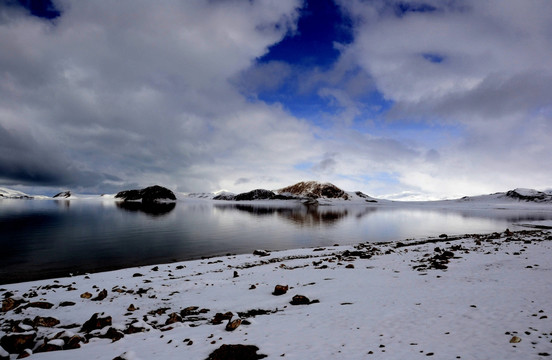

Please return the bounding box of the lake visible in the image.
[2,198,551,284]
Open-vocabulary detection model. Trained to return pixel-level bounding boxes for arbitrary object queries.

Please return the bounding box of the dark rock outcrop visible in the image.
[115,185,176,203]
[0,333,36,354]
[278,181,349,200]
[213,192,237,200]
[234,189,278,201]
[53,191,71,198]
[505,189,552,202]
[272,285,288,296]
[225,319,241,331]
[206,344,267,360]
[81,313,112,333]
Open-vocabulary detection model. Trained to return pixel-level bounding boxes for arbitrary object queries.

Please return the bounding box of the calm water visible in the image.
[2,199,551,284]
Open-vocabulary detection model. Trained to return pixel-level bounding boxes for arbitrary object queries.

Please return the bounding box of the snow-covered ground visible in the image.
[2,229,551,359]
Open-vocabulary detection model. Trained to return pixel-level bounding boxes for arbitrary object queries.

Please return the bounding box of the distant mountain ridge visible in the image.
[1,183,552,204]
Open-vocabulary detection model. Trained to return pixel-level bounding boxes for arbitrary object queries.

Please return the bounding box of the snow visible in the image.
[0,187,33,199]
[513,188,542,197]
[1,229,551,359]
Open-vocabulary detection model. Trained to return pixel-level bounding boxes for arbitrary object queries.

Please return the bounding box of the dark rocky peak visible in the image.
[504,188,552,202]
[53,191,71,198]
[234,189,278,201]
[278,181,349,200]
[115,185,176,203]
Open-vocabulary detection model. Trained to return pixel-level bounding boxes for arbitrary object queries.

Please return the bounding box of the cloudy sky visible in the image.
[1,0,551,199]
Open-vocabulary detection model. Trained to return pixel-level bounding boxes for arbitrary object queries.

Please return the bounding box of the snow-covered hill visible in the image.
[0,187,33,199]
[457,188,552,204]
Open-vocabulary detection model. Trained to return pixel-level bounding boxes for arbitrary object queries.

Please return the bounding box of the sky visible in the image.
[0,0,551,200]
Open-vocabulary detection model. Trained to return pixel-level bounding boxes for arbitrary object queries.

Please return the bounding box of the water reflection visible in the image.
[2,198,552,285]
[115,201,176,216]
[214,203,357,226]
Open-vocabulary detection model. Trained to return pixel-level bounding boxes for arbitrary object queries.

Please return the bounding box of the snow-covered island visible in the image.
[3,181,552,208]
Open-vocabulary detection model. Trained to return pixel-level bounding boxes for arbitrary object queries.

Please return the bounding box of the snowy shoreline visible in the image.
[2,228,552,359]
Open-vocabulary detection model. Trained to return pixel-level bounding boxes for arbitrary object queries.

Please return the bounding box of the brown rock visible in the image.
[64,335,83,350]
[509,336,522,343]
[33,316,60,328]
[0,333,36,354]
[2,298,26,312]
[290,295,311,305]
[16,349,31,358]
[124,322,146,335]
[345,264,355,269]
[206,344,267,360]
[211,312,233,325]
[81,313,112,332]
[272,285,288,296]
[59,301,76,307]
[181,306,199,316]
[253,250,270,257]
[80,292,92,299]
[25,301,54,310]
[34,341,63,353]
[127,304,137,312]
[165,312,183,325]
[225,319,242,331]
[91,289,108,301]
[101,327,124,342]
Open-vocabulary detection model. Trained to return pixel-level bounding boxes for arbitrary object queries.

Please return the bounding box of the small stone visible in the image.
[81,313,112,332]
[211,312,233,325]
[249,285,256,290]
[253,250,270,257]
[127,304,137,312]
[509,336,522,343]
[290,295,312,305]
[25,301,54,309]
[225,319,242,331]
[180,306,200,316]
[33,316,60,328]
[101,327,124,342]
[165,312,183,325]
[91,289,108,301]
[233,271,239,278]
[34,341,63,353]
[272,285,288,296]
[64,335,83,350]
[80,292,92,299]
[124,322,146,335]
[345,264,355,269]
[59,301,76,307]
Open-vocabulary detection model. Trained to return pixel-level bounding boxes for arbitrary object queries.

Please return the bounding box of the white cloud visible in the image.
[2,0,551,199]
[0,0,308,193]
[333,0,552,197]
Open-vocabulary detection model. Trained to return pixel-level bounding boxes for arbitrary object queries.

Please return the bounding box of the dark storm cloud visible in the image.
[0,124,121,188]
